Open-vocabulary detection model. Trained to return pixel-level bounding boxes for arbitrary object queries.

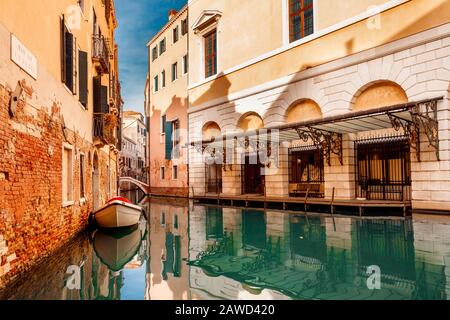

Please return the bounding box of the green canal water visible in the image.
[1,197,450,300]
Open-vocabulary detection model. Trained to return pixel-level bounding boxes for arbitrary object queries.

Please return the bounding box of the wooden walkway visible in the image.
[193,193,412,217]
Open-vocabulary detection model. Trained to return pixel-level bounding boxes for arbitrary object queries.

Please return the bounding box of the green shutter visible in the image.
[78,51,88,108]
[65,31,74,92]
[93,76,101,113]
[100,85,108,113]
[61,16,66,83]
[165,121,173,160]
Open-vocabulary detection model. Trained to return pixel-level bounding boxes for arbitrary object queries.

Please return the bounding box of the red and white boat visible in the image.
[94,197,143,229]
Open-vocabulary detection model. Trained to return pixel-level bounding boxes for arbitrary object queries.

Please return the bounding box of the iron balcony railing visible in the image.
[93,113,117,146]
[92,35,110,74]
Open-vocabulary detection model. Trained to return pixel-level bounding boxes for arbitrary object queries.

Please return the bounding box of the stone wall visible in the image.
[0,83,116,288]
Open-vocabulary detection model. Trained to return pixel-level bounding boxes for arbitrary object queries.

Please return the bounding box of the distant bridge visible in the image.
[119,176,149,194]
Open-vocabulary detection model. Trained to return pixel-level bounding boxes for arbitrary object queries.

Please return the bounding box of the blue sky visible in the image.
[115,0,187,114]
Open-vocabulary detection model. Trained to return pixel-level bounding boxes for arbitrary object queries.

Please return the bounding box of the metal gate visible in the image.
[241,153,265,195]
[205,163,222,194]
[355,136,411,201]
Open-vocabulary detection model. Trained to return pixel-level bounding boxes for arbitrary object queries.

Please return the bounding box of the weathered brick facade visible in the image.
[0,83,117,288]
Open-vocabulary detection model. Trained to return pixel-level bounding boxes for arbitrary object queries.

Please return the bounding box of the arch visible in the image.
[202,121,221,141]
[285,99,322,124]
[352,81,408,111]
[237,112,264,132]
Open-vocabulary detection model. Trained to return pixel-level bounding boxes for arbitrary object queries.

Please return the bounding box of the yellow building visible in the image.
[187,0,450,213]
[146,6,190,197]
[0,0,122,286]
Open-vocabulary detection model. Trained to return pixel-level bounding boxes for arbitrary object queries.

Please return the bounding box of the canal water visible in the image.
[1,196,450,300]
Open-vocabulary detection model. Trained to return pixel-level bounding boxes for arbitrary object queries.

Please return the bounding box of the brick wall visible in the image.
[0,83,116,288]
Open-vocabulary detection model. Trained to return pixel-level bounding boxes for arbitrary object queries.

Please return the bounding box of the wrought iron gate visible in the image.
[205,163,222,194]
[355,136,411,201]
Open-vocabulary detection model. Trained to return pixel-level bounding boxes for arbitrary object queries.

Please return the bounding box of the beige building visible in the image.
[121,110,147,182]
[186,0,450,213]
[146,6,190,197]
[0,0,122,286]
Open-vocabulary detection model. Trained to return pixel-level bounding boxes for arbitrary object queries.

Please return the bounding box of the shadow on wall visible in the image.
[150,95,189,188]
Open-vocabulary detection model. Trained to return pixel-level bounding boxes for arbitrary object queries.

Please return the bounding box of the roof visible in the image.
[146,4,188,46]
[191,97,443,145]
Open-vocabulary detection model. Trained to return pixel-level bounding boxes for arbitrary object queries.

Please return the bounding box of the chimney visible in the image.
[168,9,178,21]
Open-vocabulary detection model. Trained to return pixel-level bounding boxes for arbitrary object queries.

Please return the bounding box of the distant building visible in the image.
[121,110,147,183]
[146,5,189,197]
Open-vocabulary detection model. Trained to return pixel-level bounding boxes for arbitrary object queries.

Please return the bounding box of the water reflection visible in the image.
[1,199,450,300]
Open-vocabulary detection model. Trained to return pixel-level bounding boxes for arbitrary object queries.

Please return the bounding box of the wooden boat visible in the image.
[94,197,142,228]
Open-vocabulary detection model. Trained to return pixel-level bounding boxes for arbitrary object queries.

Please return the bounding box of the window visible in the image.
[61,16,77,93]
[79,154,85,199]
[172,166,178,180]
[204,30,217,78]
[289,0,314,43]
[161,115,166,134]
[183,54,188,74]
[154,75,159,92]
[172,120,181,159]
[78,50,88,108]
[159,38,166,55]
[152,46,158,61]
[181,18,188,36]
[160,167,165,180]
[62,146,73,204]
[161,70,166,88]
[173,26,179,43]
[172,62,178,82]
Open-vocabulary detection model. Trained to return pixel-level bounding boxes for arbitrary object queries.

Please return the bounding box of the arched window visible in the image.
[352,81,408,111]
[237,113,264,132]
[202,122,221,141]
[286,99,322,124]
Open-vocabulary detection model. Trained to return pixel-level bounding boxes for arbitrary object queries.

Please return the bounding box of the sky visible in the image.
[115,0,187,114]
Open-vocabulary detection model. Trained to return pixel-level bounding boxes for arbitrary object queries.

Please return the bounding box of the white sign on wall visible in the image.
[11,34,38,79]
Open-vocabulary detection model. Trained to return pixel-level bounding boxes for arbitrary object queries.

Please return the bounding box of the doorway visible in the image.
[355,136,411,201]
[206,163,222,194]
[241,153,265,195]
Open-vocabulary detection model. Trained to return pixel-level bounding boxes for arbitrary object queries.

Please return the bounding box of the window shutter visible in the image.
[101,85,108,113]
[93,76,101,113]
[78,51,88,108]
[65,31,74,92]
[61,16,66,83]
[165,121,173,160]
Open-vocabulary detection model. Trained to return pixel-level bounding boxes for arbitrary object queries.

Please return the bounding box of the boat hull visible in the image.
[95,201,142,228]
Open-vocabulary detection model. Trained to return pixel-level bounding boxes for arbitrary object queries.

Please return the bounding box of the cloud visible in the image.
[115,0,187,114]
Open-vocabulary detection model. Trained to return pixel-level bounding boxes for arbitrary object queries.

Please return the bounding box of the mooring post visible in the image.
[304,188,310,213]
[331,187,335,215]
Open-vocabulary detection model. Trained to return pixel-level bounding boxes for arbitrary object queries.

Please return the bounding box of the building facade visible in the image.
[146,6,190,197]
[186,0,450,213]
[0,0,122,287]
[121,110,147,182]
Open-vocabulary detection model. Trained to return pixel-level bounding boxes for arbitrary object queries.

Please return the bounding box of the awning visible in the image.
[191,97,442,166]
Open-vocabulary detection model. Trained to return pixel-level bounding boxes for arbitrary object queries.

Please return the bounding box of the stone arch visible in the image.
[202,121,221,141]
[237,112,264,132]
[285,99,323,124]
[351,80,408,111]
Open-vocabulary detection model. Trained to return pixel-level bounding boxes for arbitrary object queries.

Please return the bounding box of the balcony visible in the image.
[93,113,118,147]
[92,35,110,74]
[109,74,122,111]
